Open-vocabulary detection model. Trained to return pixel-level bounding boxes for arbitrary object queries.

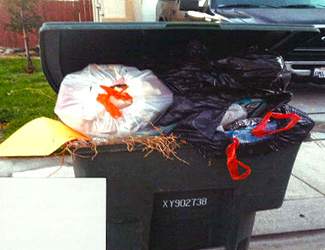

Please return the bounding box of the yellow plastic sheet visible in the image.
[0,117,88,157]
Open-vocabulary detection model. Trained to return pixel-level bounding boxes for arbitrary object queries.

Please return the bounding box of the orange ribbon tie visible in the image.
[96,78,133,118]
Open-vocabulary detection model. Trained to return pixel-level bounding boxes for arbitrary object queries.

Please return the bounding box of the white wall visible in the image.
[103,0,127,19]
[141,0,158,21]
[95,0,158,22]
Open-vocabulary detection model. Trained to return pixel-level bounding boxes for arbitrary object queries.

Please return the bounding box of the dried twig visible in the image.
[7,88,56,101]
[47,151,65,178]
[66,140,98,161]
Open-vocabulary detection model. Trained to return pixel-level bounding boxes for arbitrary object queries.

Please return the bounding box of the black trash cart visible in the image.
[40,22,316,250]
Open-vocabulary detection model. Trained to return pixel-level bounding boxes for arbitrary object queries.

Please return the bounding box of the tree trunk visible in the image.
[21,8,34,73]
[24,35,34,73]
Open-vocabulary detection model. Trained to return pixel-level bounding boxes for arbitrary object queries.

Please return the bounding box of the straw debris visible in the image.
[63,129,189,165]
[124,133,189,165]
[47,124,190,177]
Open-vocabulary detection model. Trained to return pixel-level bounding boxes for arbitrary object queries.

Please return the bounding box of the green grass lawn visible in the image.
[0,57,57,142]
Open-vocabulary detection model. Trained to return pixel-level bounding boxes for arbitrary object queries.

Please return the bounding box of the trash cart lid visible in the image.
[39,22,319,93]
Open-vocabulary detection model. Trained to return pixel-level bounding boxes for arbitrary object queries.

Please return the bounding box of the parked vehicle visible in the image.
[156,0,325,85]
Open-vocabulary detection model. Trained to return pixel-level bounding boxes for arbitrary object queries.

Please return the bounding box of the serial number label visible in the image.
[162,198,208,209]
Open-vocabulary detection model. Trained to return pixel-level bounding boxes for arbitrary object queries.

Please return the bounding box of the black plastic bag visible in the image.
[216,53,291,89]
[156,90,313,158]
[236,104,314,157]
[144,41,291,92]
[225,118,263,131]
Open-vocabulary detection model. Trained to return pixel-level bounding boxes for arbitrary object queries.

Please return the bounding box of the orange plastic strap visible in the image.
[226,138,251,180]
[96,78,133,118]
[252,110,301,137]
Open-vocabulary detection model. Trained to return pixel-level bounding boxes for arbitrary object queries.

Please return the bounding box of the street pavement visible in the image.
[0,83,324,249]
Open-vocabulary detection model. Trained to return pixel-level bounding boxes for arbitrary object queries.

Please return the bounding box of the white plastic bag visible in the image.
[54,64,173,137]
[216,103,247,132]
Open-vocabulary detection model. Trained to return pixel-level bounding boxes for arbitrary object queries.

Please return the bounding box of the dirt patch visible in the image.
[0,47,40,58]
[0,54,40,60]
[0,130,4,143]
[0,123,8,143]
